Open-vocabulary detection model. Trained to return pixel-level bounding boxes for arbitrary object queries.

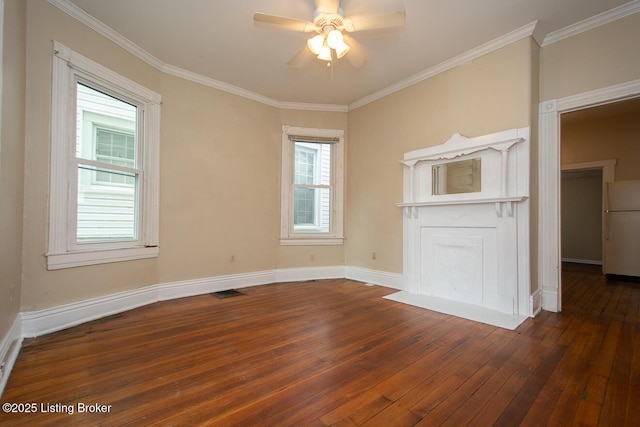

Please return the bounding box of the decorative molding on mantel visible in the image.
[398,196,528,218]
[399,128,529,217]
[402,131,524,164]
[398,196,528,207]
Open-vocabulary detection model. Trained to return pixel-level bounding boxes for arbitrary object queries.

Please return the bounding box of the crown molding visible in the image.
[160,63,279,108]
[48,0,639,113]
[47,0,164,70]
[348,21,539,111]
[47,0,348,113]
[541,0,640,46]
[278,101,349,112]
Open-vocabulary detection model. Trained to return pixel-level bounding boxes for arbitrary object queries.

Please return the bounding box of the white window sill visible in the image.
[46,246,159,270]
[280,238,344,246]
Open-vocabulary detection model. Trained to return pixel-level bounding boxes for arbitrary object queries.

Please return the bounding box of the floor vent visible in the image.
[212,289,246,299]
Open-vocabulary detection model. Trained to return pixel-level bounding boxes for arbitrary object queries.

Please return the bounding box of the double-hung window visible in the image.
[47,42,160,269]
[280,126,344,245]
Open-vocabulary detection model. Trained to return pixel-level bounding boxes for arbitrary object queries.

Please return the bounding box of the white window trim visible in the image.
[47,41,160,270]
[280,125,344,246]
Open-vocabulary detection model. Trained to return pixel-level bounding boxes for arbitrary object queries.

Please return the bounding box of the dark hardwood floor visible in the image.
[1,266,638,426]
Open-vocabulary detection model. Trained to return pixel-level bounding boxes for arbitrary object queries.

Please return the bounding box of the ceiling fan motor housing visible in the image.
[313,8,346,32]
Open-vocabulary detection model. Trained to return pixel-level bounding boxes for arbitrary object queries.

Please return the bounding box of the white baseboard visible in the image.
[276,266,346,283]
[345,266,404,290]
[530,289,542,317]
[0,315,23,397]
[19,266,350,339]
[561,258,603,265]
[158,270,277,301]
[21,285,158,338]
[541,288,559,312]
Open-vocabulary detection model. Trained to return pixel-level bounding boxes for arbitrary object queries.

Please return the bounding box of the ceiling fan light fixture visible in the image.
[334,41,350,59]
[317,44,332,61]
[326,29,344,49]
[307,34,325,55]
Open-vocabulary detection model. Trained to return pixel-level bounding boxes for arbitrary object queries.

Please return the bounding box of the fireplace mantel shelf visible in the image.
[398,195,528,218]
[397,195,528,208]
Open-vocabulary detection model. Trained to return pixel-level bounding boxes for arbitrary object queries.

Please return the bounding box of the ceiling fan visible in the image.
[253,0,405,68]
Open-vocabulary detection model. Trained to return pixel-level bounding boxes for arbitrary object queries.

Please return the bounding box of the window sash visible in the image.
[292,141,333,234]
[72,80,144,247]
[47,41,161,269]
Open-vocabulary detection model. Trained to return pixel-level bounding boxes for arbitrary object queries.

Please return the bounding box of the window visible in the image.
[280,126,344,245]
[47,42,160,270]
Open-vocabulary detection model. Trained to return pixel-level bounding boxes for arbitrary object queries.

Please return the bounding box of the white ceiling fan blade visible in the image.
[343,37,366,69]
[314,0,340,15]
[253,13,316,32]
[287,47,314,67]
[343,11,406,32]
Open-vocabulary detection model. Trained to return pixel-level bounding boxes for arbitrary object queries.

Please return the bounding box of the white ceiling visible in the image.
[65,0,638,107]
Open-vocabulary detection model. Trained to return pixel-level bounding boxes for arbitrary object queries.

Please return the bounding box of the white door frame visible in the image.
[538,78,640,312]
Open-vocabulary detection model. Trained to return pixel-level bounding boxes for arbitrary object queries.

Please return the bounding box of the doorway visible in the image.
[538,78,640,313]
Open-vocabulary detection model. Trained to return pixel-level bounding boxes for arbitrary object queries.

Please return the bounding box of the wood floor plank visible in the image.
[1,267,638,426]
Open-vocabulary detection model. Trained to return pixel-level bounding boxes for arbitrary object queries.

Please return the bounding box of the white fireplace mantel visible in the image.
[393,128,533,329]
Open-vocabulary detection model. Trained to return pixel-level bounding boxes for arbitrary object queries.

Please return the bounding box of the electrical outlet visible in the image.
[372,251,377,260]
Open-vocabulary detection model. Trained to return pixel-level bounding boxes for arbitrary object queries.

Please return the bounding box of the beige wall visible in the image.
[0,0,26,338]
[562,112,640,181]
[345,38,536,273]
[540,12,640,102]
[157,75,281,282]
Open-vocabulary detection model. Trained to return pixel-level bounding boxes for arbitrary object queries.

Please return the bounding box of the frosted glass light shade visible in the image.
[317,45,332,61]
[334,41,350,58]
[326,30,344,49]
[307,35,325,55]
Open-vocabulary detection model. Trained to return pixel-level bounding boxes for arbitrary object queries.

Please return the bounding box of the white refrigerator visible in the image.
[604,180,640,278]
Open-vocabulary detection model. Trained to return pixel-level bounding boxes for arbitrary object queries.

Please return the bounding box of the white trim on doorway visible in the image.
[538,79,640,312]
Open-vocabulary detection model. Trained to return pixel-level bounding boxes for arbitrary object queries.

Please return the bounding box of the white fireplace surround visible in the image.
[392,128,532,329]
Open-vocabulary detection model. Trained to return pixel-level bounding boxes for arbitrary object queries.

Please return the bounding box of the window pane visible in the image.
[76,83,137,163]
[77,166,137,242]
[95,128,136,185]
[294,187,315,225]
[293,187,331,233]
[294,145,315,185]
